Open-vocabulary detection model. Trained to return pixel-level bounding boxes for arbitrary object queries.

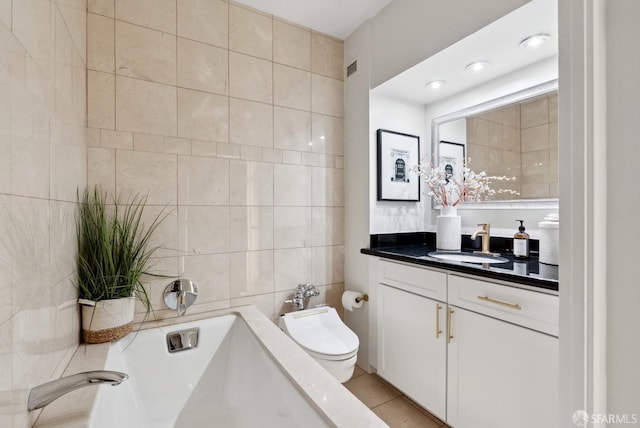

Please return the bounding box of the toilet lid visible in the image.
[282,307,359,358]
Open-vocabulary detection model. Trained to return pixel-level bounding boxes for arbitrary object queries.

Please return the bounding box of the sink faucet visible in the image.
[28,370,128,411]
[471,223,500,256]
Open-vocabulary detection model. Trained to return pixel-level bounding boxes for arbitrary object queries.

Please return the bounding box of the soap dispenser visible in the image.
[513,220,530,260]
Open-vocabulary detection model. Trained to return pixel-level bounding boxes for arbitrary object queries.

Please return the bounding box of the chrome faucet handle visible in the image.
[164,279,198,316]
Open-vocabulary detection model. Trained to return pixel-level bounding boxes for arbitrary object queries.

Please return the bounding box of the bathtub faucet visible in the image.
[28,370,128,411]
[164,278,198,316]
[285,283,320,310]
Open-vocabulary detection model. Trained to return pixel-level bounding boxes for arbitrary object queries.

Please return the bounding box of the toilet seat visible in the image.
[281,307,359,361]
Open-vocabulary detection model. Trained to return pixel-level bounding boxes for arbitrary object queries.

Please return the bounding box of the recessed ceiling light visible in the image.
[425,80,446,89]
[519,33,551,48]
[465,61,489,72]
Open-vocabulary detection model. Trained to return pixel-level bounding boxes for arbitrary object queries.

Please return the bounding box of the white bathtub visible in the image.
[82,306,387,428]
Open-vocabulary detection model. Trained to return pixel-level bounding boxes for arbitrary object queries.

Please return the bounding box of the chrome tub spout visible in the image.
[28,370,128,411]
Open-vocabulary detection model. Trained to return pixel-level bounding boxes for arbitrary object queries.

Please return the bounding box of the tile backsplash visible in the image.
[0,1,87,426]
[86,1,346,323]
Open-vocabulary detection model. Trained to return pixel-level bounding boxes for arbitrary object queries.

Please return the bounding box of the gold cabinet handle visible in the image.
[435,303,442,339]
[447,307,454,343]
[477,295,522,310]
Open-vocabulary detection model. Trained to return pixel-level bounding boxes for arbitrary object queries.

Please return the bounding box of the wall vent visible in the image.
[346,60,357,77]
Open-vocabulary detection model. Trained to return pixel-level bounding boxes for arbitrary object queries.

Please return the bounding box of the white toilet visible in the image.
[279,306,359,383]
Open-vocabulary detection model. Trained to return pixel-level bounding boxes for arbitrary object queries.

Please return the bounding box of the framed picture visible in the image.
[377,129,420,201]
[438,141,465,185]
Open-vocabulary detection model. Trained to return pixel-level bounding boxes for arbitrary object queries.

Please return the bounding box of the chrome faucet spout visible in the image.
[28,370,128,411]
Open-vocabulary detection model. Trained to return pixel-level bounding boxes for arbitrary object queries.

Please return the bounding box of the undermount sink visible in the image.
[425,252,509,264]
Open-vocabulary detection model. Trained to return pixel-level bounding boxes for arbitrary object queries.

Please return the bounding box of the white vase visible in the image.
[80,297,135,343]
[437,205,461,251]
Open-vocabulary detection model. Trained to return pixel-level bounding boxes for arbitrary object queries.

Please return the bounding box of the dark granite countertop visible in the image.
[361,232,559,292]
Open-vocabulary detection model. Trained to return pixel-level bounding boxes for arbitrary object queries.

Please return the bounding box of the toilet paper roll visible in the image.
[342,291,364,312]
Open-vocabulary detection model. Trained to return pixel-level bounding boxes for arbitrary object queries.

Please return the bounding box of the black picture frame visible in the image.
[438,140,466,185]
[376,129,420,201]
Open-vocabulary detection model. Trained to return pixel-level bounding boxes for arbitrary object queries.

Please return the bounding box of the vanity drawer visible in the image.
[448,275,559,336]
[378,259,447,301]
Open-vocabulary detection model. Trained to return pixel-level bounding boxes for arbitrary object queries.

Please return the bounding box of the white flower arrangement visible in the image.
[413,161,519,206]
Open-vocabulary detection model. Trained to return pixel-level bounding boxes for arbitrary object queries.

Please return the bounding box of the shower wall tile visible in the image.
[116,76,177,136]
[274,64,311,110]
[312,114,344,155]
[177,38,228,95]
[274,247,313,292]
[2,2,86,424]
[178,206,230,254]
[87,147,116,195]
[87,71,115,129]
[178,156,230,205]
[115,150,178,205]
[274,207,312,249]
[177,0,228,48]
[229,160,274,206]
[274,106,312,152]
[274,164,312,206]
[311,74,344,117]
[229,52,273,103]
[88,0,114,17]
[115,0,176,34]
[177,88,229,142]
[229,4,272,60]
[86,1,345,327]
[273,19,311,70]
[229,250,274,298]
[311,32,344,81]
[229,98,273,147]
[87,13,114,72]
[229,206,274,251]
[115,21,176,85]
[182,253,230,303]
[11,142,50,199]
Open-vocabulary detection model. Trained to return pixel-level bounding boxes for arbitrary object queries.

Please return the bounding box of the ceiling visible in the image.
[232,0,392,40]
[373,0,558,105]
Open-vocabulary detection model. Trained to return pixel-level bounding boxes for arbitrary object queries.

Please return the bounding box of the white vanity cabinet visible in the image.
[377,260,448,420]
[447,275,559,428]
[374,259,559,428]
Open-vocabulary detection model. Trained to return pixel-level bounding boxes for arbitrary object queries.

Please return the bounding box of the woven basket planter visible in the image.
[80,298,135,344]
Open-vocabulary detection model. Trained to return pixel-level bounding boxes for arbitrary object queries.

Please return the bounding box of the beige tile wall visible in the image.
[466,92,558,200]
[0,1,87,426]
[86,1,346,323]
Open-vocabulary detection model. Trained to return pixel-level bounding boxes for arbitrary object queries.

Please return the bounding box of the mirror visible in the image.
[432,79,558,209]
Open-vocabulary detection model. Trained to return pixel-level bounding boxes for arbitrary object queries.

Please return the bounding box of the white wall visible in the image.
[369,94,426,234]
[369,0,530,87]
[605,0,640,420]
[344,20,373,371]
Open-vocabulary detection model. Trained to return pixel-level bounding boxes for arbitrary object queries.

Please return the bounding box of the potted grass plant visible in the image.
[76,186,166,343]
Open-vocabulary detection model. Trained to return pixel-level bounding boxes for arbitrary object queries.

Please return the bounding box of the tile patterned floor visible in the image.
[345,366,450,428]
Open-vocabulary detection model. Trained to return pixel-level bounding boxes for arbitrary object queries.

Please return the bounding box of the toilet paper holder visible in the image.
[355,294,369,303]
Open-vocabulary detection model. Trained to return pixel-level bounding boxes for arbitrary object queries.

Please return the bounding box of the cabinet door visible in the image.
[377,284,447,420]
[447,307,559,428]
